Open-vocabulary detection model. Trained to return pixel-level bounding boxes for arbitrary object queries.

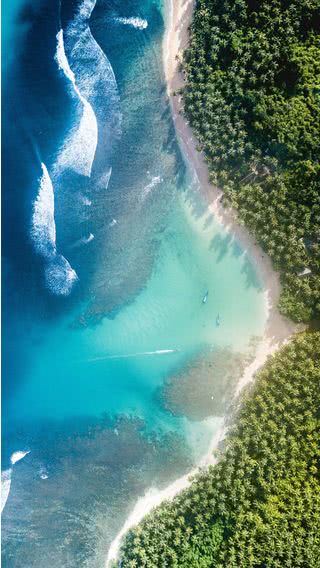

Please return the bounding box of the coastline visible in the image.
[106,1,298,565]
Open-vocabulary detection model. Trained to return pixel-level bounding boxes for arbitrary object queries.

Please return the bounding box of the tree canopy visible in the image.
[117,332,320,567]
[183,0,320,323]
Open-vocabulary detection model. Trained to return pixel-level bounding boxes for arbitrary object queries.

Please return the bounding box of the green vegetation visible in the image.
[116,3,320,566]
[182,0,320,323]
[118,332,320,567]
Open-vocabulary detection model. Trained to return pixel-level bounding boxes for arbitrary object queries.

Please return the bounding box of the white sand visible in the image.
[106,1,298,564]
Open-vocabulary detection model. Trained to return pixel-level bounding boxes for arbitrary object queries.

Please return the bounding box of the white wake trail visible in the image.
[87,349,180,362]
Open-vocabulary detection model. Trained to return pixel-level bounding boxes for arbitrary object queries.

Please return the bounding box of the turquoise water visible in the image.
[2,0,266,565]
[10,188,265,428]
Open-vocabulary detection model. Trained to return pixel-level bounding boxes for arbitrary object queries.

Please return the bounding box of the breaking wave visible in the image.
[10,450,30,465]
[1,450,30,513]
[31,163,56,259]
[54,0,121,178]
[1,470,12,513]
[114,17,148,30]
[55,29,98,178]
[31,164,78,295]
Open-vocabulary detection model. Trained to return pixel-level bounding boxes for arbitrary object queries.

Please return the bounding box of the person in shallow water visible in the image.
[216,314,221,327]
[202,290,209,304]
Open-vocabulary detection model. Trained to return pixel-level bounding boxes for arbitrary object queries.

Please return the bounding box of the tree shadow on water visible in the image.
[209,233,233,263]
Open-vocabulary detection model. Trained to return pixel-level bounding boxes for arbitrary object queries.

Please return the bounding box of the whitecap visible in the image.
[31,163,56,259]
[10,450,30,465]
[114,17,148,30]
[39,466,49,480]
[80,195,92,206]
[45,254,78,296]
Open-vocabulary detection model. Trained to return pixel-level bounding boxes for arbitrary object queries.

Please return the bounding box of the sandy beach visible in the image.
[106,1,298,564]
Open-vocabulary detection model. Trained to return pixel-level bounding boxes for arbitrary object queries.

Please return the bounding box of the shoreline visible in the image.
[106,1,297,565]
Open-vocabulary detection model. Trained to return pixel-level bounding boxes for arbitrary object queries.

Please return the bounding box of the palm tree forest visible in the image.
[117,0,320,566]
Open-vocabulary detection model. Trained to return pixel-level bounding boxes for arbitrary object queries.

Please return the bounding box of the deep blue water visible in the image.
[2,1,266,566]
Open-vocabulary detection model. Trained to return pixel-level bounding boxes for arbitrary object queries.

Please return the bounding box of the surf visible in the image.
[31,163,56,259]
[1,450,30,513]
[54,0,121,179]
[31,163,78,295]
[55,29,98,178]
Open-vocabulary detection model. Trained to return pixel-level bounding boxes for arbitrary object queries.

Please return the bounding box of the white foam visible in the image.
[54,0,121,179]
[78,0,97,20]
[39,466,49,480]
[31,164,78,295]
[114,17,148,30]
[31,163,56,259]
[1,469,12,513]
[109,218,117,227]
[10,450,30,465]
[45,254,78,296]
[55,29,98,178]
[2,450,31,513]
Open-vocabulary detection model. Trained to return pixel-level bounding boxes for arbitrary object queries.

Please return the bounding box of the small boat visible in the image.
[202,291,209,304]
[216,314,220,327]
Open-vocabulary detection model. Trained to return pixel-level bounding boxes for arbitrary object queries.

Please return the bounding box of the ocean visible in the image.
[1,0,266,565]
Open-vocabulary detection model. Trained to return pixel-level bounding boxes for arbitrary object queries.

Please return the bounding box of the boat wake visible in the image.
[87,349,180,362]
[31,163,78,295]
